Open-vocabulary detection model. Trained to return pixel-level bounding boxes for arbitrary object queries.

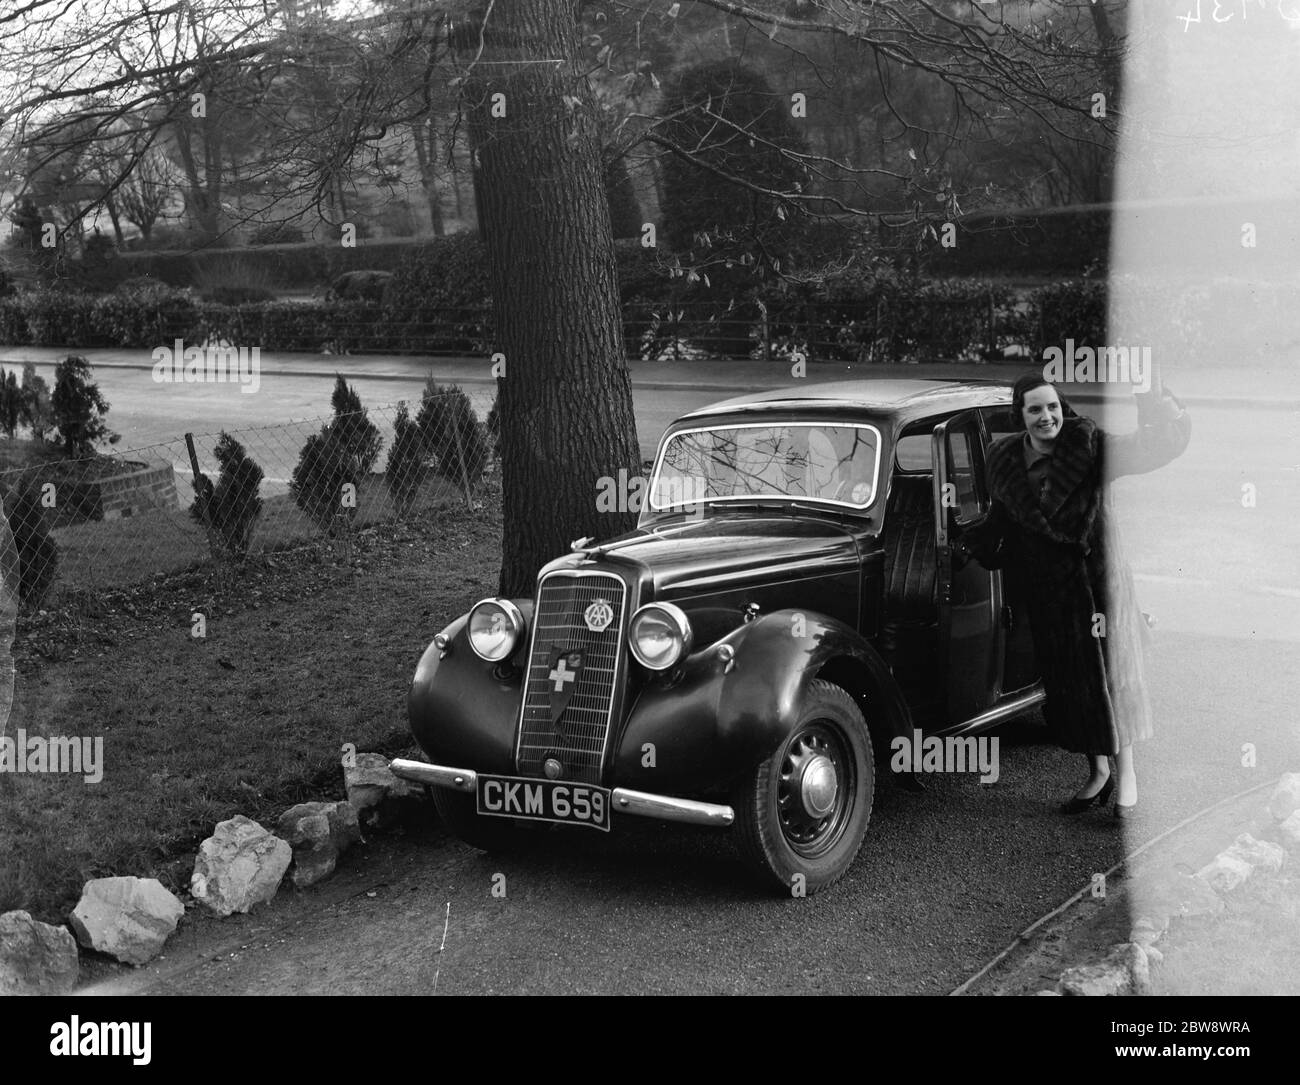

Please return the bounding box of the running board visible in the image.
[929,686,1045,739]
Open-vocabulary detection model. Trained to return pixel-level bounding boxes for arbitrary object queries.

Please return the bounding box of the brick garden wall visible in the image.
[46,458,179,527]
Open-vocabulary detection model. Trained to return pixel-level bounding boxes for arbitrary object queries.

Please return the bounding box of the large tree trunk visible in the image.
[458,0,640,598]
[469,159,488,240]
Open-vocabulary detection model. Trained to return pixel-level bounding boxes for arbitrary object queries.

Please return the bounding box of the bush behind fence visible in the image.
[0,387,497,610]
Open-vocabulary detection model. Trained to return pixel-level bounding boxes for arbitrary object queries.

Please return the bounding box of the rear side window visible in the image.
[893,433,931,473]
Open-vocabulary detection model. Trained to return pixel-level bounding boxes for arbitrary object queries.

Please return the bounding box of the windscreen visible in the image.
[650,423,881,510]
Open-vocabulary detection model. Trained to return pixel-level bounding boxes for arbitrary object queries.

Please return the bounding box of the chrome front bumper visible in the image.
[389,758,735,828]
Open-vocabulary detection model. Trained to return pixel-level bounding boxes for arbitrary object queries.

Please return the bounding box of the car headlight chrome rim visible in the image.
[628,602,693,672]
[466,598,526,662]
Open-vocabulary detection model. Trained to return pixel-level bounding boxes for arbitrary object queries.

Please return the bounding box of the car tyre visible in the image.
[431,786,536,853]
[733,679,874,895]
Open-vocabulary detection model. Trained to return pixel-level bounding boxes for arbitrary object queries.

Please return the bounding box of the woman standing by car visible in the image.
[958,372,1191,818]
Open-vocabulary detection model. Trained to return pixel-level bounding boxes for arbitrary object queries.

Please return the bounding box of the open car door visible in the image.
[932,410,1001,725]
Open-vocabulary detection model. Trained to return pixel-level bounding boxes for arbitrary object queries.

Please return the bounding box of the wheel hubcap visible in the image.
[776,723,854,859]
[799,755,838,818]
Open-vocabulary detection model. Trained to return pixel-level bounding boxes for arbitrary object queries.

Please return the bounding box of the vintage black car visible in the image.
[391,379,1044,893]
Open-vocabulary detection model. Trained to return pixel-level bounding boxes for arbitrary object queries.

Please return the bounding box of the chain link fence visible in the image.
[0,386,497,609]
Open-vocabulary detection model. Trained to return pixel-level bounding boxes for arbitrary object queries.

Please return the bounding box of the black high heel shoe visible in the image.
[1059,774,1114,815]
[1113,799,1137,820]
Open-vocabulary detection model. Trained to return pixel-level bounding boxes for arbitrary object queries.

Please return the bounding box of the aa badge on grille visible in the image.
[547,646,584,741]
[584,600,614,632]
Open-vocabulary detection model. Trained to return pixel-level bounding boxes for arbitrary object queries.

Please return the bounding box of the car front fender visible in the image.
[612,609,911,796]
[407,600,534,776]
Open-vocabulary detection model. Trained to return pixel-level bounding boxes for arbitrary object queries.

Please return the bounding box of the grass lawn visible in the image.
[0,490,502,922]
[48,474,470,595]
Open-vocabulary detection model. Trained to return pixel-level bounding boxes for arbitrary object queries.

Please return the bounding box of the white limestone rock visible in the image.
[1060,943,1150,997]
[1195,853,1253,895]
[1129,915,1164,948]
[1276,810,1300,852]
[69,877,184,965]
[276,801,362,888]
[1268,772,1300,822]
[1224,833,1285,875]
[345,752,421,825]
[190,815,291,916]
[0,910,79,995]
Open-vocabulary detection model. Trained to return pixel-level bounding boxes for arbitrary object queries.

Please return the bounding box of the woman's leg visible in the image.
[1072,753,1112,800]
[1115,744,1137,806]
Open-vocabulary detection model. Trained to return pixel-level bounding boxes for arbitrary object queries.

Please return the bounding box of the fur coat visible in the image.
[960,400,1191,755]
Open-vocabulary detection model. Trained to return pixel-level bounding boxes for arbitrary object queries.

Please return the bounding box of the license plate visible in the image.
[476,775,611,832]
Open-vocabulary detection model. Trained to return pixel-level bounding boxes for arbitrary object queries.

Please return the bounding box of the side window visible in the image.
[893,432,932,473]
[981,404,1018,442]
[945,423,986,525]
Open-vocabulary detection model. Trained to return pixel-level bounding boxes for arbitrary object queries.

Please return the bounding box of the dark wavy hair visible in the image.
[1007,372,1078,431]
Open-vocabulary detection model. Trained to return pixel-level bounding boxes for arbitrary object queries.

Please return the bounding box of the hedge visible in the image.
[5,263,1294,366]
[91,238,423,290]
[0,278,1184,362]
[911,205,1112,278]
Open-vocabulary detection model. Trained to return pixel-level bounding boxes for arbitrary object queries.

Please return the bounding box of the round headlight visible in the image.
[466,598,525,662]
[628,603,693,672]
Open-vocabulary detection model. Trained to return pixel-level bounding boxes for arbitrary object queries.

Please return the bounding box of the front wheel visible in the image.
[733,679,874,894]
[431,786,536,854]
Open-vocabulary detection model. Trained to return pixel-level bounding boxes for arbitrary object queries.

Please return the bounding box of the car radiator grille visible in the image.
[516,571,627,785]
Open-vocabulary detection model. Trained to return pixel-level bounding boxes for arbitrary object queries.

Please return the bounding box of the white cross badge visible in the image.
[547,647,584,737]
[549,656,579,691]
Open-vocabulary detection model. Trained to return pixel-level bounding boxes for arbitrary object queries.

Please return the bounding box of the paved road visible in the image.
[4,346,1297,460]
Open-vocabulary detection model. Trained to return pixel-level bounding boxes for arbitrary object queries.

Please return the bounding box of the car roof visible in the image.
[674,378,1013,429]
